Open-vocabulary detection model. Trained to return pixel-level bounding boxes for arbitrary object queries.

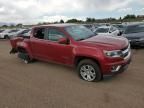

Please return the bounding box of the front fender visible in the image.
[74,46,104,59]
[73,46,104,67]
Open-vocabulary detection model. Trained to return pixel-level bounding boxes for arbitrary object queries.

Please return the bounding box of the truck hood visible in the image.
[80,35,129,50]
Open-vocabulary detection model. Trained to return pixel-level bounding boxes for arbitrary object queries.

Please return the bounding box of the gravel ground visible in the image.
[0,40,144,108]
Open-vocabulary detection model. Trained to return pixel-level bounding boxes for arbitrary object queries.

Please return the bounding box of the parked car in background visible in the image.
[10,29,31,38]
[94,25,120,36]
[0,29,12,39]
[0,29,31,39]
[122,23,144,47]
[7,29,20,38]
[93,24,101,29]
[0,29,4,33]
[10,24,131,82]
[112,24,126,34]
[82,24,95,32]
[16,29,31,38]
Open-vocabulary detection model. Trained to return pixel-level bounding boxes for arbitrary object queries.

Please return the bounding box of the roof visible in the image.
[33,23,78,28]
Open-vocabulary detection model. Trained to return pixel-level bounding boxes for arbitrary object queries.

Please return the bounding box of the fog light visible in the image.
[111,65,121,72]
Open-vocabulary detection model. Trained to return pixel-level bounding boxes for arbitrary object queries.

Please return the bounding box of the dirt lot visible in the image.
[0,40,144,108]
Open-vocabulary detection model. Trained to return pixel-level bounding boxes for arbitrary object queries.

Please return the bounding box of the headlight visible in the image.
[104,50,123,58]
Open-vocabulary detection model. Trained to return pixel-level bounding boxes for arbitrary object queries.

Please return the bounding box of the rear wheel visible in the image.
[18,52,31,64]
[77,59,102,82]
[4,35,9,39]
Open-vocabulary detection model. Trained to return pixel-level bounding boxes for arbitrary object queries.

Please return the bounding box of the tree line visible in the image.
[38,14,144,25]
[1,14,144,28]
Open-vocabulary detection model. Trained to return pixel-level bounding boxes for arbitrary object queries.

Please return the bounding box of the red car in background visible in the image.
[10,24,131,82]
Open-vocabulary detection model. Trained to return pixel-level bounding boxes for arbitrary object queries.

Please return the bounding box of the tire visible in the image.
[18,52,31,64]
[4,35,9,39]
[77,59,102,82]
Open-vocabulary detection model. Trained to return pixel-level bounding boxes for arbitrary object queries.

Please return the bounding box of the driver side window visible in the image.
[45,28,65,42]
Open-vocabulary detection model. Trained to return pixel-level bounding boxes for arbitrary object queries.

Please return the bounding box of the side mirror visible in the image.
[58,38,69,44]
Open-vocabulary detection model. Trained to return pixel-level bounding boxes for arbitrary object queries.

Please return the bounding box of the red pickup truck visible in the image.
[10,24,131,82]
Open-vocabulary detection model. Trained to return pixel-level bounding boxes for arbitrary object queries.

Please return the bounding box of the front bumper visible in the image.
[102,50,132,76]
[102,58,131,76]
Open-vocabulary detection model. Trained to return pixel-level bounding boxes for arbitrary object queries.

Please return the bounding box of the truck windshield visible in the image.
[65,25,96,41]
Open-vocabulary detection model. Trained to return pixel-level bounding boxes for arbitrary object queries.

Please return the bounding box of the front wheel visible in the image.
[77,59,102,82]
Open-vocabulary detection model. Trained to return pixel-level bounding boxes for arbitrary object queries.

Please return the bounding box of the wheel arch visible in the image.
[74,56,101,70]
[17,47,27,53]
[4,35,9,39]
[16,42,33,59]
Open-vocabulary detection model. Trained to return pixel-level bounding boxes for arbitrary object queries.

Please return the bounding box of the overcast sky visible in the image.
[0,0,144,24]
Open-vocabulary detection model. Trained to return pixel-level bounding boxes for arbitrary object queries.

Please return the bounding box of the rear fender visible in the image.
[17,41,33,59]
[10,37,24,54]
[10,37,24,49]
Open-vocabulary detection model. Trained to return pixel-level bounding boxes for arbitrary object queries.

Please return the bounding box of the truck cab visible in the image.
[10,24,131,82]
